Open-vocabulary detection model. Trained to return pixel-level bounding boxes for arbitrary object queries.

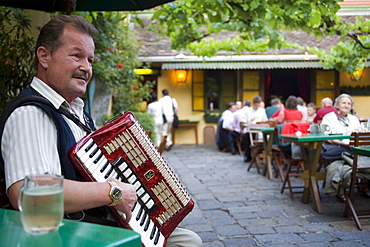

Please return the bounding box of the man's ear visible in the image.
[37,46,51,69]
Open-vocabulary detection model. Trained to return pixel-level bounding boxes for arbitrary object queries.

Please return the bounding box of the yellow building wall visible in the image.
[339,68,370,119]
[157,70,208,145]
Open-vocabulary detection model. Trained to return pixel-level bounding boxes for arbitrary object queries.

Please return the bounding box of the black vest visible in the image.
[0,87,94,181]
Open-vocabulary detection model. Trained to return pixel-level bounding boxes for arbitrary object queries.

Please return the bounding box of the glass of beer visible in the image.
[18,175,64,235]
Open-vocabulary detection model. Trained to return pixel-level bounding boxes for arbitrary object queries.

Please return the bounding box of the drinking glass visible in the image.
[18,175,64,235]
[361,122,369,132]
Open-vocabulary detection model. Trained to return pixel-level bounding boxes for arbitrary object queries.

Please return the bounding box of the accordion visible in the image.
[68,112,194,246]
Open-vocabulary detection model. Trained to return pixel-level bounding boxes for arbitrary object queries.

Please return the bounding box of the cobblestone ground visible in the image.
[162,144,370,247]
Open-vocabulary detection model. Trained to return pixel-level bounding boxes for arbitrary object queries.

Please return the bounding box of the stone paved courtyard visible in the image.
[162,144,370,247]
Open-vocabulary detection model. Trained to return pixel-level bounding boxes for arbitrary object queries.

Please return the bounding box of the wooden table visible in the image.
[0,208,141,247]
[250,127,275,180]
[172,120,199,145]
[279,133,351,213]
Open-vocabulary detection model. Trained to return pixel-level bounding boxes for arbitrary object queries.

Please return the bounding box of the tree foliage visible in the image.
[150,0,370,75]
[0,7,35,111]
[81,12,154,114]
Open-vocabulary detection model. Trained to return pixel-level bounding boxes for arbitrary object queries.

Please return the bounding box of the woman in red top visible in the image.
[270,95,307,124]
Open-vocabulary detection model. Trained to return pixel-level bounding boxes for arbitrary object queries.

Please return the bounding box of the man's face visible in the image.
[230,105,237,112]
[308,106,316,116]
[40,27,95,104]
[253,103,260,110]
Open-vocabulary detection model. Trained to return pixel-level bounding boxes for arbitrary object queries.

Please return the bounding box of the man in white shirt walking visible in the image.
[159,89,178,151]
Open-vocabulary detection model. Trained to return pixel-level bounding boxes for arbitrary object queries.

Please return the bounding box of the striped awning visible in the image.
[161,61,324,70]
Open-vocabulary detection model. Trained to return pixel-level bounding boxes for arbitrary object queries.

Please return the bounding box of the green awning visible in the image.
[162,61,325,70]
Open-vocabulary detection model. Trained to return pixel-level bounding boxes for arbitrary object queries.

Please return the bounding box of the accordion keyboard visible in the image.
[75,138,165,247]
[70,112,194,247]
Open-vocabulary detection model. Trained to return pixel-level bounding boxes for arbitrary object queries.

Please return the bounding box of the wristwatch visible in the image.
[107,181,122,206]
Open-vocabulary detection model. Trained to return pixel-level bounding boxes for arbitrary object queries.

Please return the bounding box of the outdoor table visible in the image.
[250,127,275,180]
[0,208,141,247]
[279,133,351,213]
[171,120,199,145]
[352,146,370,156]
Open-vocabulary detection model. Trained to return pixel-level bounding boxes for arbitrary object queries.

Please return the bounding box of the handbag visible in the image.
[173,114,179,129]
[172,98,179,128]
[162,113,167,123]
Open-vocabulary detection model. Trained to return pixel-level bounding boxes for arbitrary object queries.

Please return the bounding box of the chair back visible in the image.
[247,123,270,146]
[257,121,276,127]
[349,132,370,148]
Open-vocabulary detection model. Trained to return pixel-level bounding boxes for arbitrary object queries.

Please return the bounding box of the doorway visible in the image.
[267,69,310,105]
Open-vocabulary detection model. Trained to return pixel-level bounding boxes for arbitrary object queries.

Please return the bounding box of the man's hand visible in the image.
[109,178,137,222]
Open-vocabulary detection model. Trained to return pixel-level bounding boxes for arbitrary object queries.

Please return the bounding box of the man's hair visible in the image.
[150,93,157,102]
[285,95,298,110]
[243,100,251,107]
[253,96,262,104]
[307,102,317,110]
[270,98,280,106]
[226,101,235,109]
[162,89,169,95]
[34,15,98,70]
[322,97,333,107]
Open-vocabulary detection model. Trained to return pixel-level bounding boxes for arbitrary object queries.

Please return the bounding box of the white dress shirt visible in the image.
[2,77,88,191]
[159,95,178,117]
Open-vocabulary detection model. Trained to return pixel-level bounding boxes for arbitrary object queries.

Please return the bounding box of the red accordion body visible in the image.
[68,112,194,246]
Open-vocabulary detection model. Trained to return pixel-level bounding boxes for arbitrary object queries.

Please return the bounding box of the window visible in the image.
[193,70,237,111]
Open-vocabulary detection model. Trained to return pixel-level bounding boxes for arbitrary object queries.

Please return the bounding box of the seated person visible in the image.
[306,102,317,124]
[313,97,336,123]
[216,102,237,152]
[270,95,306,124]
[265,98,282,119]
[321,94,370,201]
[321,94,360,161]
[228,100,250,155]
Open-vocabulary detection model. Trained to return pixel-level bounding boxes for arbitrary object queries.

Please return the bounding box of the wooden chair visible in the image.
[234,134,244,156]
[343,132,370,230]
[247,123,270,173]
[274,123,305,200]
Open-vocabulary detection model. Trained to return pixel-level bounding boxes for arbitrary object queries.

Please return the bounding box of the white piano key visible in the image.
[128,203,141,231]
[127,174,136,184]
[141,219,156,245]
[76,138,94,158]
[156,233,166,247]
[78,144,98,164]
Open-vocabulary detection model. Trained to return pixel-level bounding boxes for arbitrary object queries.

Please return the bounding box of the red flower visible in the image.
[133,86,137,90]
[108,47,112,51]
[117,64,123,69]
[114,49,119,53]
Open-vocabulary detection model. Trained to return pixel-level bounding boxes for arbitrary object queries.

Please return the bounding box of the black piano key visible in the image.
[104,166,114,179]
[94,152,103,164]
[143,215,150,231]
[100,161,109,173]
[136,206,143,221]
[154,230,161,245]
[89,147,99,158]
[150,225,156,239]
[85,140,94,152]
[140,213,147,226]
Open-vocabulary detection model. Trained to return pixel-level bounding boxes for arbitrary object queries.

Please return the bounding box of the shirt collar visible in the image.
[30,77,85,114]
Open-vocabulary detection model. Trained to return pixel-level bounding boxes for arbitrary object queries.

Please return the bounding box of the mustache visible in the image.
[71,71,89,81]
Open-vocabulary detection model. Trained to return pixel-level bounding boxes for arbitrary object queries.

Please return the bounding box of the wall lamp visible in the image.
[350,69,364,81]
[175,70,187,83]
